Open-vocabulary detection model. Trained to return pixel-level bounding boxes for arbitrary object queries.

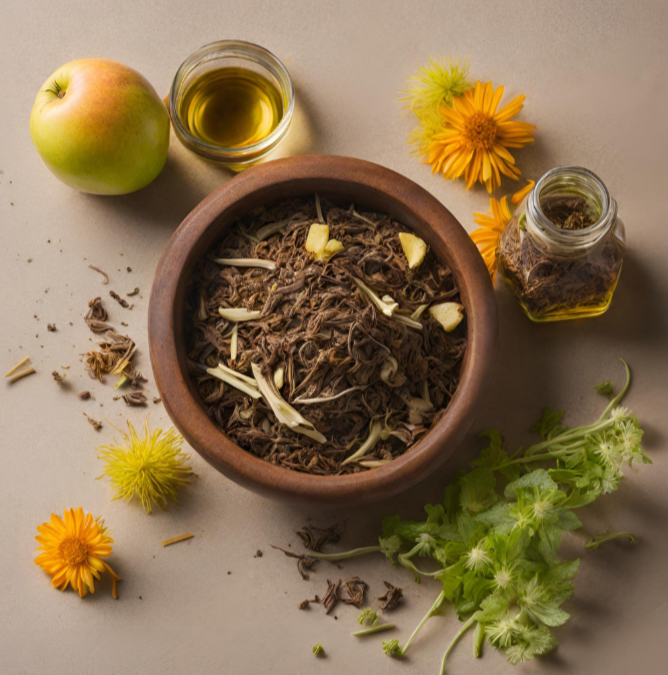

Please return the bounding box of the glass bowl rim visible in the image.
[168,39,295,158]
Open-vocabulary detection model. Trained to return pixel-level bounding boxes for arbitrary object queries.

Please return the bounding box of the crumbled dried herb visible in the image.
[304,576,367,615]
[78,390,93,400]
[186,198,466,475]
[254,549,263,558]
[84,332,136,383]
[47,323,56,332]
[52,370,66,382]
[376,581,403,610]
[542,196,596,230]
[153,396,162,404]
[127,287,140,297]
[498,195,624,318]
[110,290,131,309]
[84,297,115,333]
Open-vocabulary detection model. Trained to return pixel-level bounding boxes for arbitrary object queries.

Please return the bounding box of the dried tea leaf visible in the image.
[52,370,66,382]
[83,412,102,430]
[376,581,404,610]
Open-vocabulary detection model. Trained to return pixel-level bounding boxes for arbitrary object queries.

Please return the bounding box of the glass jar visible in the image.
[168,40,294,170]
[497,166,626,322]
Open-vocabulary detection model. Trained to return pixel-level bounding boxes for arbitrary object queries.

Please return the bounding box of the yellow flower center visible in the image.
[463,112,497,149]
[58,537,89,565]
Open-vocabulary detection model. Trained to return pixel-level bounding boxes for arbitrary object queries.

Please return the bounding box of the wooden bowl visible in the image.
[148,155,497,508]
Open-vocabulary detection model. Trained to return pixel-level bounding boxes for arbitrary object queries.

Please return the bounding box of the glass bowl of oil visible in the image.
[168,41,294,170]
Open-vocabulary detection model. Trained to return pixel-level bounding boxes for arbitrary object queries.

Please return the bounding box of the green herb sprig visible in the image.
[299,360,649,671]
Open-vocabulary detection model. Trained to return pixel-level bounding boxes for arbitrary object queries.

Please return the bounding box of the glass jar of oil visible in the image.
[497,167,626,322]
[169,41,294,170]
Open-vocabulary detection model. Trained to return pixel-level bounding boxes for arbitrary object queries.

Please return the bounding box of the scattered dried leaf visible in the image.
[376,581,403,610]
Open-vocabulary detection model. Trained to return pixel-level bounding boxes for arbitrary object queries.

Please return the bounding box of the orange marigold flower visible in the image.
[511,179,535,205]
[471,196,513,277]
[427,81,536,193]
[34,507,121,598]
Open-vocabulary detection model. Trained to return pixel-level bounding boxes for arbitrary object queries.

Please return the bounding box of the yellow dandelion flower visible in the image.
[34,507,121,598]
[471,196,512,277]
[427,81,536,193]
[511,179,535,205]
[401,57,472,117]
[97,417,194,514]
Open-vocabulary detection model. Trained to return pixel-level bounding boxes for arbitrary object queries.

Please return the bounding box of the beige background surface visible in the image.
[1,1,667,674]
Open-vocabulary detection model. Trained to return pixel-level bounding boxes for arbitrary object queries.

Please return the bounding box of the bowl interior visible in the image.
[150,156,497,507]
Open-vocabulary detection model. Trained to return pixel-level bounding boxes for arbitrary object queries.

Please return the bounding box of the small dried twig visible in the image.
[83,412,102,430]
[110,290,131,309]
[88,265,109,284]
[376,581,403,610]
[127,287,140,297]
[161,533,194,547]
[47,323,56,332]
[52,371,66,382]
[296,524,342,552]
[78,391,93,400]
[271,545,316,580]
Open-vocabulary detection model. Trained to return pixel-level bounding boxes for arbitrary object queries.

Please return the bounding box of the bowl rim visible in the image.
[148,154,497,507]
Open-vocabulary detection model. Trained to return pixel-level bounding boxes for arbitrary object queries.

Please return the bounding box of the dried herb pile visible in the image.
[186,197,466,475]
[498,196,624,318]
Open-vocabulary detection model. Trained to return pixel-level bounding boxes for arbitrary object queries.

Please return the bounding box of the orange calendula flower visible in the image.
[471,196,512,277]
[427,81,536,193]
[34,507,121,599]
[511,179,535,205]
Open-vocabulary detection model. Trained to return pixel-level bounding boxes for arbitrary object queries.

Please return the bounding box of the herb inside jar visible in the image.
[497,167,626,322]
[185,196,467,475]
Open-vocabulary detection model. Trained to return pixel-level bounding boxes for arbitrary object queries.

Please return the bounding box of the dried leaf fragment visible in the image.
[83,412,103,430]
[47,323,57,332]
[52,370,66,382]
[78,390,93,400]
[115,391,148,406]
[376,581,403,610]
[126,287,140,297]
[296,524,342,552]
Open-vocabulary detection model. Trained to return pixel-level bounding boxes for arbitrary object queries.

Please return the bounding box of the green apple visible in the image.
[30,59,170,195]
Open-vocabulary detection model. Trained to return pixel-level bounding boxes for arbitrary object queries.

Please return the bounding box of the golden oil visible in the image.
[178,67,284,149]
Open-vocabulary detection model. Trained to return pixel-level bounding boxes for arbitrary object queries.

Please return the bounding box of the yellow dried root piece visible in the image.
[305,223,330,255]
[399,232,427,269]
[161,533,195,547]
[430,302,465,332]
[4,356,36,383]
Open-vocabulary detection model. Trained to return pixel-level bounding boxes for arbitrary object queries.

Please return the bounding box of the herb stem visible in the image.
[400,590,446,656]
[599,359,631,421]
[439,617,477,675]
[306,545,382,562]
[352,623,396,637]
[585,532,637,550]
[524,418,615,456]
